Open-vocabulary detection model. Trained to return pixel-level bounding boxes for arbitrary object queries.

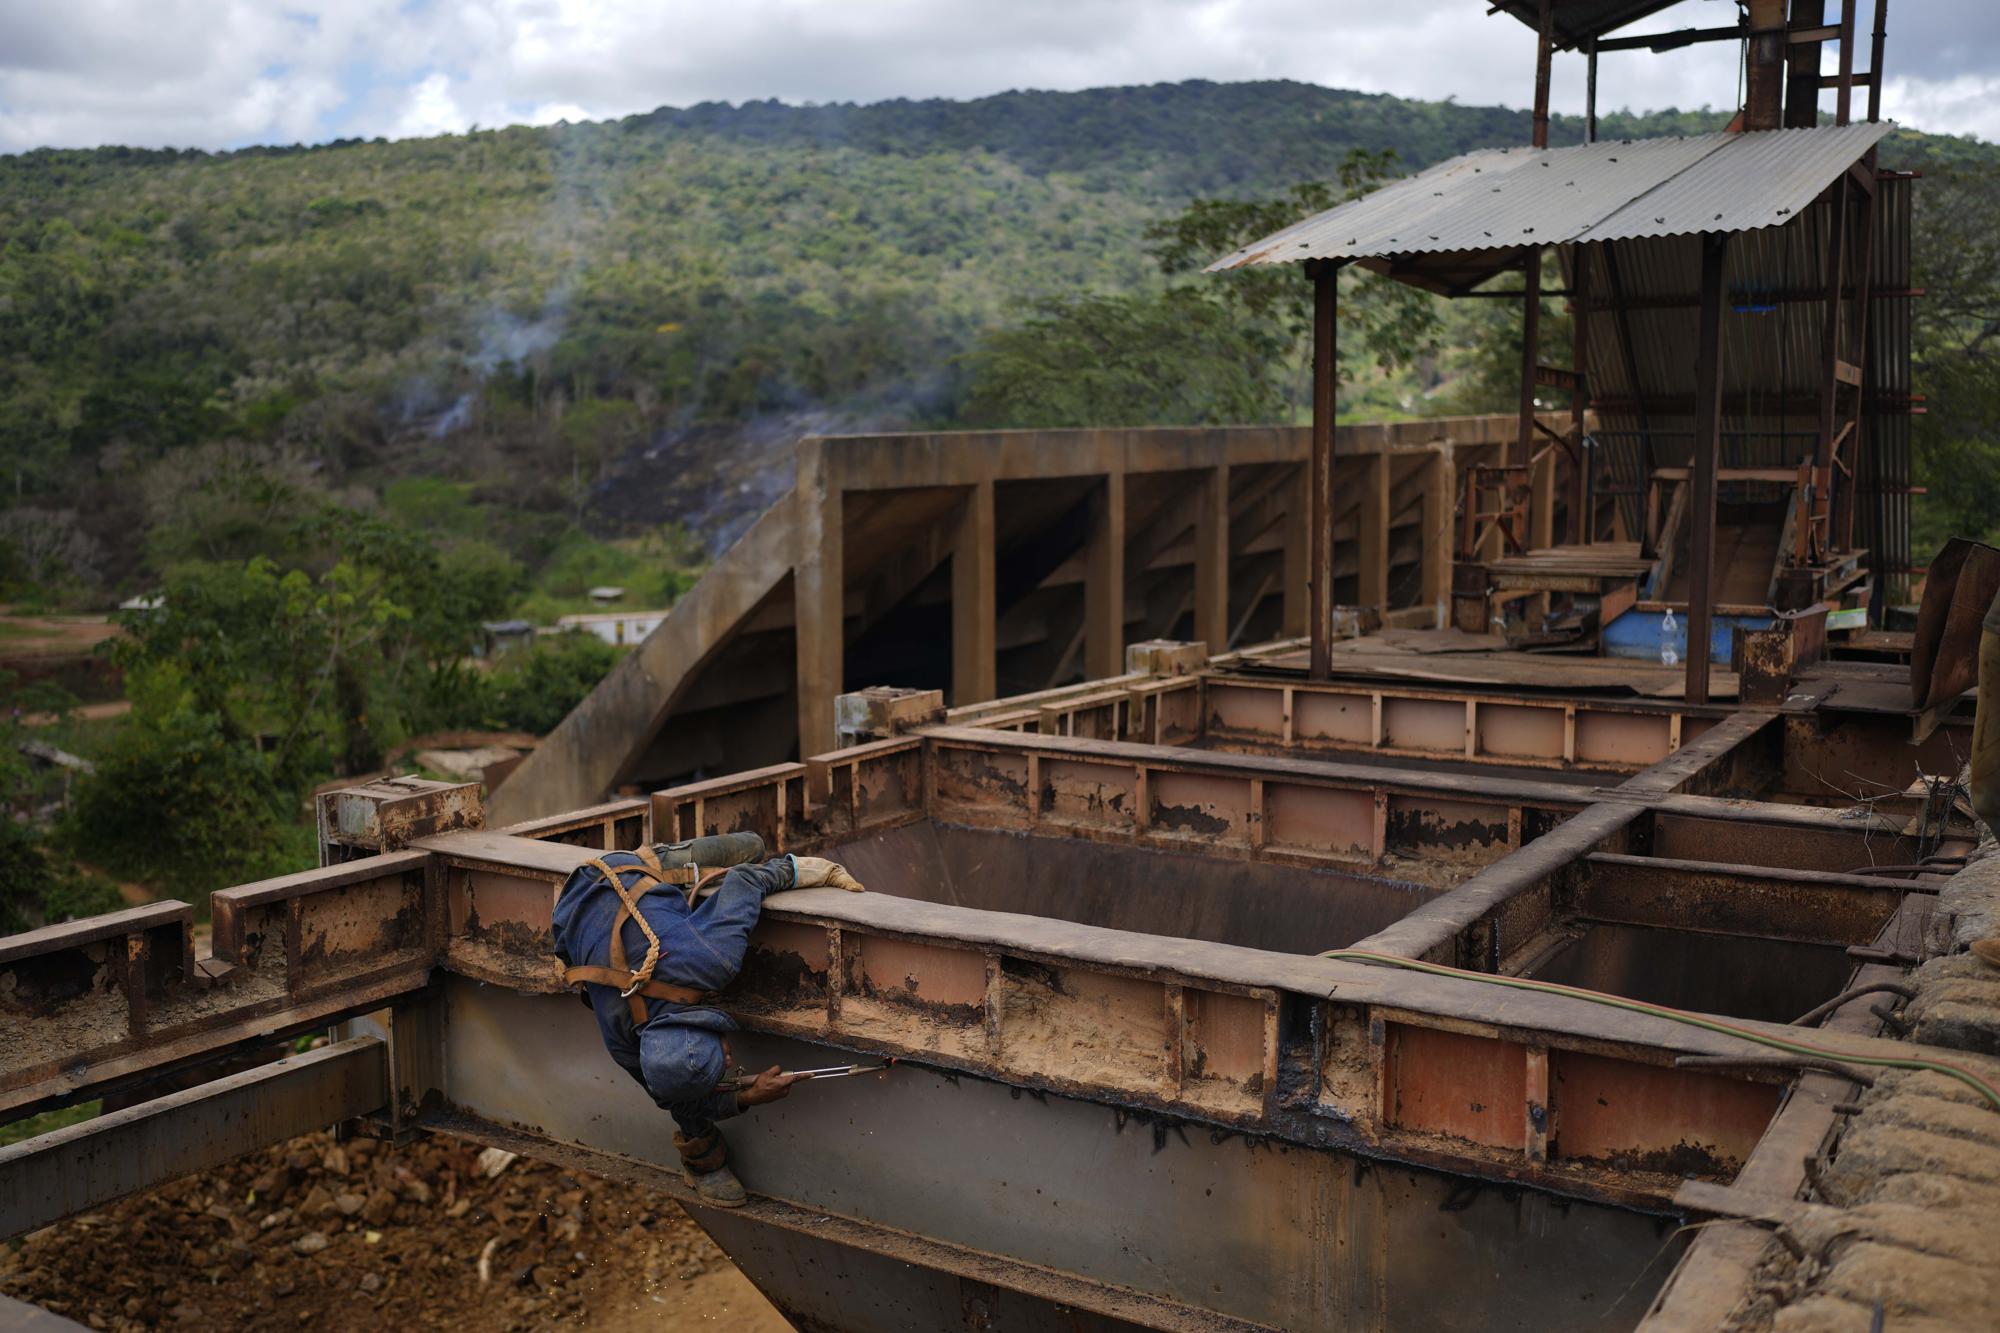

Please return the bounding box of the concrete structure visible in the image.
[8,4,1992,1330]
[2,641,1995,1328]
[490,415,1532,825]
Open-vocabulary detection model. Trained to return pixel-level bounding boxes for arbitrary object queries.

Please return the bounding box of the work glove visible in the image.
[792,855,865,892]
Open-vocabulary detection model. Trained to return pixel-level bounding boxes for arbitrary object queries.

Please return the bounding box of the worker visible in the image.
[550,836,865,1206]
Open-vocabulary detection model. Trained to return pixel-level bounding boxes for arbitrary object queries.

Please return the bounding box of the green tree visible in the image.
[0,671,125,931]
[486,631,621,734]
[1909,164,2000,558]
[963,288,1286,427]
[962,149,1442,428]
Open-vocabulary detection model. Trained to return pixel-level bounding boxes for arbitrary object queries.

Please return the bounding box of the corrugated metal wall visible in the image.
[1573,172,1910,602]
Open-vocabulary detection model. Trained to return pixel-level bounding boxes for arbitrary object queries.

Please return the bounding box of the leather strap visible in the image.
[569,852,704,1025]
[562,963,710,1007]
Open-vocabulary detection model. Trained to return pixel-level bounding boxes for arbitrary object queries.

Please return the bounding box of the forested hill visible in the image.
[1,79,1992,602]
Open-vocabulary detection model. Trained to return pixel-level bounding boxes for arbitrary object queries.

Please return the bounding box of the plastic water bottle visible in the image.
[1659,608,1680,667]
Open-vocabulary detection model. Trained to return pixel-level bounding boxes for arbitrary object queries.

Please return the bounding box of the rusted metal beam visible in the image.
[0,1037,387,1240]
[1594,23,1743,54]
[425,1108,1285,1333]
[1744,0,1788,130]
[1866,0,1886,122]
[1685,232,1729,706]
[429,995,1691,1327]
[1834,0,1857,124]
[1785,0,1828,126]
[1577,853,1906,946]
[1202,676,1707,775]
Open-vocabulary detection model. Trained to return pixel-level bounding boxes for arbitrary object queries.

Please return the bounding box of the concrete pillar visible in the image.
[1084,471,1126,681]
[1282,462,1310,637]
[1194,465,1229,654]
[952,479,996,706]
[1358,452,1391,608]
[1422,447,1454,622]
[794,460,844,757]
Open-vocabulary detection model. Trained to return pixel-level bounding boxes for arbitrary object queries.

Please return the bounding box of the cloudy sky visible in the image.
[3,0,1996,155]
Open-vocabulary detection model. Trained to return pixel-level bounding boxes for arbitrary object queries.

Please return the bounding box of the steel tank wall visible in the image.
[439,981,1683,1331]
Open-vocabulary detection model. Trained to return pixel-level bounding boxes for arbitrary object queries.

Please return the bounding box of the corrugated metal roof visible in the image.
[1207,123,1894,276]
[1491,0,1691,47]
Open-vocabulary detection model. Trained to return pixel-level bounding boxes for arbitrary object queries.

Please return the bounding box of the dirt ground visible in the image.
[0,613,119,657]
[0,1129,791,1331]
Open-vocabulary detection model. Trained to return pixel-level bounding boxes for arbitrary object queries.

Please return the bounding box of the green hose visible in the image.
[1319,948,2000,1113]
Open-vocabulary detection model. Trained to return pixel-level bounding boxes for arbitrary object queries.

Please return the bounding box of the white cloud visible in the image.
[1,0,1995,154]
[393,72,466,140]
[1882,73,2000,142]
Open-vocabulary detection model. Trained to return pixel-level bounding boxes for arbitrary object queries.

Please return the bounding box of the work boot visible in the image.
[673,1128,745,1208]
[684,1162,747,1207]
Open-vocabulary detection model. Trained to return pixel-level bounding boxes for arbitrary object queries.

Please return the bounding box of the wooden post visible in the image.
[1309,261,1339,680]
[1358,452,1390,608]
[1867,0,1887,123]
[1814,176,1849,560]
[1530,447,1556,553]
[952,478,996,706]
[1195,464,1230,653]
[794,449,844,757]
[1843,154,1880,573]
[1422,447,1454,620]
[1585,39,1598,143]
[1282,461,1310,637]
[1532,0,1554,148]
[1604,242,1654,550]
[1835,0,1857,125]
[1516,248,1543,497]
[1686,233,1729,706]
[1084,470,1126,679]
[1569,244,1591,544]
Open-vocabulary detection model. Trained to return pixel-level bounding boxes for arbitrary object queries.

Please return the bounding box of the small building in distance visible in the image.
[478,619,536,658]
[555,609,668,647]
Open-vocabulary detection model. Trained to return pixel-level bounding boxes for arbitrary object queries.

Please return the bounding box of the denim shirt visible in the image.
[550,850,797,1131]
